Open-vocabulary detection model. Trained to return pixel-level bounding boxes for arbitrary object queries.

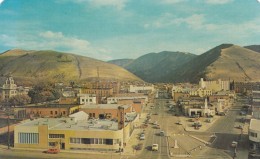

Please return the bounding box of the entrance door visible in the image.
[61,143,65,149]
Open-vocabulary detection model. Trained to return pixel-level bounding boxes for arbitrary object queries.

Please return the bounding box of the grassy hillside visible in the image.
[124,51,196,82]
[161,44,260,83]
[206,45,260,81]
[107,59,134,67]
[0,49,141,85]
[244,45,260,53]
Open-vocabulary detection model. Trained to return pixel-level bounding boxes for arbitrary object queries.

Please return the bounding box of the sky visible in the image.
[0,0,259,61]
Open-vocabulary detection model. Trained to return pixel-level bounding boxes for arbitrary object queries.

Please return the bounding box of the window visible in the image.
[82,99,84,102]
[69,138,116,145]
[63,111,66,115]
[55,111,58,115]
[49,142,56,147]
[18,133,39,144]
[49,134,65,138]
[70,138,81,144]
[250,132,257,138]
[50,111,53,115]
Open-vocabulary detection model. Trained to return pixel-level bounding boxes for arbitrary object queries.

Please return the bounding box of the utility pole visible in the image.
[7,108,10,149]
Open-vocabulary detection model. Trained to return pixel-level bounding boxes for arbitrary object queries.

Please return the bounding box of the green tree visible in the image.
[9,94,31,106]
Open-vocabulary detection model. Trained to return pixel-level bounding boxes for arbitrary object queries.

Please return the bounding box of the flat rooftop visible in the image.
[112,93,147,97]
[80,104,130,110]
[249,119,260,132]
[17,112,138,131]
[20,104,79,109]
[18,117,120,131]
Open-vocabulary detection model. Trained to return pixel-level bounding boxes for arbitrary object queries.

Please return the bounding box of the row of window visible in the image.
[81,99,93,102]
[18,133,39,144]
[49,134,65,139]
[70,138,120,145]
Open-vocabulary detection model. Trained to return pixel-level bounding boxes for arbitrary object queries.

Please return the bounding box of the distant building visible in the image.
[252,91,260,119]
[234,82,260,95]
[189,88,212,97]
[0,76,17,101]
[80,104,132,119]
[78,94,96,105]
[199,78,230,92]
[129,84,154,93]
[14,104,80,119]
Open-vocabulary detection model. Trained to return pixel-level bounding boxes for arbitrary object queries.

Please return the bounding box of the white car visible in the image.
[152,144,159,151]
[140,134,145,140]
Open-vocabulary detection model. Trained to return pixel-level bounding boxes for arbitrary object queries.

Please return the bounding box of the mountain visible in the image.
[0,49,142,85]
[122,51,196,82]
[161,44,260,83]
[108,59,134,67]
[244,45,260,53]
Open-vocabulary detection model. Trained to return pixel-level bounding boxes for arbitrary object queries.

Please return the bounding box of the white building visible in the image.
[249,119,260,151]
[78,94,96,105]
[129,85,154,93]
[107,94,148,104]
[1,76,17,100]
[199,78,230,92]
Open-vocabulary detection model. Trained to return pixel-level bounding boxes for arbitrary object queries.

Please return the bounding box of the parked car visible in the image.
[152,144,159,151]
[46,148,60,154]
[140,134,145,140]
[160,130,165,136]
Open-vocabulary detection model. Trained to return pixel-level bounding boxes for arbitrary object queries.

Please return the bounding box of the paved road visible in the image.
[138,98,170,159]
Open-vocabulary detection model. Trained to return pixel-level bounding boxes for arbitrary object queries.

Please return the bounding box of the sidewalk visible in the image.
[123,113,147,156]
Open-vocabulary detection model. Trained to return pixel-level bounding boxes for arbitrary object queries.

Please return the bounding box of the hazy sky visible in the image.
[0,0,259,60]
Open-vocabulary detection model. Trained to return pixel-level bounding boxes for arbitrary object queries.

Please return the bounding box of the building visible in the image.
[234,82,260,94]
[249,119,260,151]
[199,78,230,92]
[1,76,17,101]
[14,110,138,152]
[189,88,212,97]
[80,104,132,119]
[129,84,154,93]
[78,94,96,105]
[252,91,260,119]
[15,104,80,118]
[107,93,148,104]
[184,98,215,117]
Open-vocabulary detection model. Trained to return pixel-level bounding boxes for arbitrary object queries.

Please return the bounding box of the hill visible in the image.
[123,51,196,82]
[244,45,260,53]
[161,44,260,83]
[108,59,134,67]
[0,49,142,85]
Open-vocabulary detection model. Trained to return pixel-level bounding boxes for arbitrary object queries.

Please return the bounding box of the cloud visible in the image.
[204,0,233,4]
[88,0,127,10]
[160,0,186,4]
[0,31,112,60]
[0,0,4,5]
[144,13,206,30]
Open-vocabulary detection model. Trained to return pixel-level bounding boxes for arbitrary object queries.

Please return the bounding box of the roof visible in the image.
[80,104,130,110]
[113,93,147,97]
[20,104,79,109]
[249,119,260,132]
[17,117,120,131]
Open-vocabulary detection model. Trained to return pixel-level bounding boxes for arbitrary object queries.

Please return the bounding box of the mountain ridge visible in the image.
[0,49,142,85]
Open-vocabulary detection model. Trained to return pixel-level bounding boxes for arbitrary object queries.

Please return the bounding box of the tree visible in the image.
[9,94,31,106]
